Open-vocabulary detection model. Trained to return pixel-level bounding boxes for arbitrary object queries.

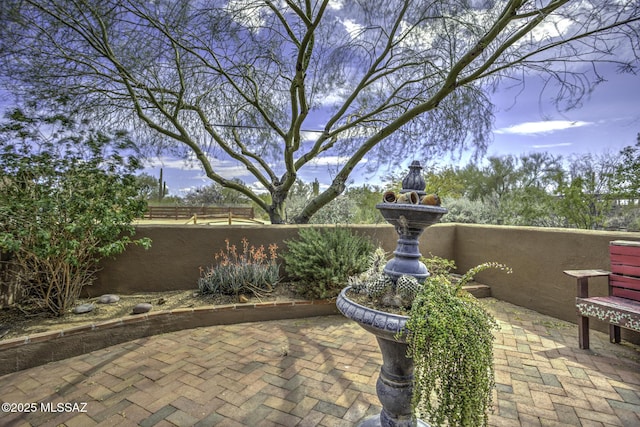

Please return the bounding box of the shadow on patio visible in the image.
[0,298,638,427]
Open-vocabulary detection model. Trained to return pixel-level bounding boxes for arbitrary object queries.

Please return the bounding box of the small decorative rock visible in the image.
[98,294,120,304]
[132,303,152,314]
[72,303,95,314]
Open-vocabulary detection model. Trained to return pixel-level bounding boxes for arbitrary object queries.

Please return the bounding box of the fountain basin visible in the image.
[376,203,447,282]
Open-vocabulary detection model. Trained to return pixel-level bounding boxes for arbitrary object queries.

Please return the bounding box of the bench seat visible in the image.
[564,240,640,349]
[576,296,640,332]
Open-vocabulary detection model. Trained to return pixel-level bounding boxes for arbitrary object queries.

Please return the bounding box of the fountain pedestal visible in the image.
[377,204,447,283]
[336,289,428,427]
[337,161,447,427]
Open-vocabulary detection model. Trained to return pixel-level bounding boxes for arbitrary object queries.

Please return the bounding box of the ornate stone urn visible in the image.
[336,161,447,427]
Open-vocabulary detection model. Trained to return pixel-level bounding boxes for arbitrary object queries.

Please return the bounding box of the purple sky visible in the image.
[488,71,640,160]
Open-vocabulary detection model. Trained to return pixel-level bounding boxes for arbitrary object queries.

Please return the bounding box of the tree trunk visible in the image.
[268,191,287,224]
[268,209,286,224]
[293,178,346,224]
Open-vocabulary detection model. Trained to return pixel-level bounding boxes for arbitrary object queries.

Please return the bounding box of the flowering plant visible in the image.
[198,238,280,299]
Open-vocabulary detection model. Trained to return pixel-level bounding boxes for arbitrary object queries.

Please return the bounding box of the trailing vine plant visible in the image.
[403,261,512,427]
[347,252,511,425]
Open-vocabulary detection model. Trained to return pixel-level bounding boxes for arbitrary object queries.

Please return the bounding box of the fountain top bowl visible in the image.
[376,203,448,229]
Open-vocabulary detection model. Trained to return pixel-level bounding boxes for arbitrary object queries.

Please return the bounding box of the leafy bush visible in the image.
[282,227,375,299]
[421,254,457,276]
[440,196,498,224]
[0,109,150,316]
[198,238,280,298]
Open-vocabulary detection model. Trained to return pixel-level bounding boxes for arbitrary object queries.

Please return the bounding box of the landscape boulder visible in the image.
[132,303,152,314]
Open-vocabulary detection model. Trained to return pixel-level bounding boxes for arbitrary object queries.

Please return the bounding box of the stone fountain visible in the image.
[336,160,447,427]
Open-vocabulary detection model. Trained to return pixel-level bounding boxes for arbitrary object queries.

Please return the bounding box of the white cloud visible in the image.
[342,18,364,38]
[246,180,269,194]
[530,15,573,41]
[495,120,592,135]
[307,155,368,167]
[175,185,199,196]
[225,0,266,28]
[531,142,573,149]
[328,0,344,10]
[145,155,251,179]
[300,130,322,142]
[316,91,344,108]
[143,157,198,170]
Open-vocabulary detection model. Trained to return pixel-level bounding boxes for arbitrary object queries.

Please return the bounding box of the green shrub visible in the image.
[198,238,280,298]
[282,227,375,299]
[0,109,150,316]
[421,254,457,276]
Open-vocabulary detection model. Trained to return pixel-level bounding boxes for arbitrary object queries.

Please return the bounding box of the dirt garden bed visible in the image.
[0,284,304,341]
[0,284,339,376]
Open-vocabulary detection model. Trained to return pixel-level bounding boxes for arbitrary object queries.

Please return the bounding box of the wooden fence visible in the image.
[144,206,256,224]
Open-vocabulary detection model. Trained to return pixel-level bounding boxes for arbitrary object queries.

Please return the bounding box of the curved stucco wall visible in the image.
[89,223,639,343]
[450,224,640,343]
[93,224,399,296]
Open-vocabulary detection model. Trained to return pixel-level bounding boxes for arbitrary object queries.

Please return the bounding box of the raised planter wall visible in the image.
[5,223,638,375]
[19,222,640,344]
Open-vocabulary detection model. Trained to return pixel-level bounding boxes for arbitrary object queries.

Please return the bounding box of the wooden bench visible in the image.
[564,240,640,349]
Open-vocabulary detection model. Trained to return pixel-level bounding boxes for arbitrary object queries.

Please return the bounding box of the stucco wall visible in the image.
[92,224,398,296]
[448,224,640,343]
[420,223,455,261]
[87,222,640,344]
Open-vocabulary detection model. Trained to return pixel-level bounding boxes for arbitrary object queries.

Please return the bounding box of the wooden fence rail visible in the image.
[144,206,255,223]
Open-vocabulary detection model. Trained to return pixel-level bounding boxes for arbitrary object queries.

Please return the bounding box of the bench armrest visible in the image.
[563,269,610,298]
[563,269,610,279]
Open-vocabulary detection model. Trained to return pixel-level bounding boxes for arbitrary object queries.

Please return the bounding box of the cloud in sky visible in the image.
[342,19,364,38]
[495,120,593,135]
[145,156,250,179]
[300,130,322,142]
[531,142,573,149]
[145,157,199,170]
[306,155,367,167]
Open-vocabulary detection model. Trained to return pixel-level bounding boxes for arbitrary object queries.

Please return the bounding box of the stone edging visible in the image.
[0,299,339,376]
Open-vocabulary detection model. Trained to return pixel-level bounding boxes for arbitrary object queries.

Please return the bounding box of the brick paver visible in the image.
[1,298,639,426]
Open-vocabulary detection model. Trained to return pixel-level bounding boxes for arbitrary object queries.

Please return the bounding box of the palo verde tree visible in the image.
[553,152,621,229]
[0,1,638,223]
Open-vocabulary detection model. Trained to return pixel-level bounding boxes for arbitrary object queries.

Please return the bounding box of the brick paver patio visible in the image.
[1,298,639,426]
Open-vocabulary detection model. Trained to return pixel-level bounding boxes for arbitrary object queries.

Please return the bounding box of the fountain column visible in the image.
[337,160,447,427]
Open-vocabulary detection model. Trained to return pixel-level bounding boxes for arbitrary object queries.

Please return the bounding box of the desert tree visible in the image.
[553,152,622,229]
[0,0,638,223]
[612,133,640,200]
